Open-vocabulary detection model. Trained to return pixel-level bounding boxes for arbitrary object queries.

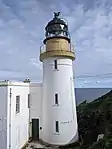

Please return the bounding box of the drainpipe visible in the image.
[9,88,12,149]
[28,93,30,140]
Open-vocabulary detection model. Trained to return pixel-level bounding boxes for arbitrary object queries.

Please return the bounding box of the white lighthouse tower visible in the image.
[40,12,78,145]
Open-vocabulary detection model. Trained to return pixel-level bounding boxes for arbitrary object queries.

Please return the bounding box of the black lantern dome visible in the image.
[44,12,70,44]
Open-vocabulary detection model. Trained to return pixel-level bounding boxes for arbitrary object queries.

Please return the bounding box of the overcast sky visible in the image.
[0,0,112,87]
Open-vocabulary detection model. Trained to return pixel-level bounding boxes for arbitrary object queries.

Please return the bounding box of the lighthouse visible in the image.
[40,12,78,145]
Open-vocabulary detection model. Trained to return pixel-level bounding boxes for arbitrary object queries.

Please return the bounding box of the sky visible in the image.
[0,0,112,87]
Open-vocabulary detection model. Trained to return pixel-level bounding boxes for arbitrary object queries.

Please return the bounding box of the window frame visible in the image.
[16,95,20,114]
[54,60,58,70]
[55,93,59,105]
[55,121,59,133]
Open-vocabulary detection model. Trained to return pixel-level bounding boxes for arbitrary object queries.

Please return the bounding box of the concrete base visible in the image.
[39,137,78,148]
[26,141,45,149]
[21,141,29,149]
[22,140,59,149]
[39,139,59,148]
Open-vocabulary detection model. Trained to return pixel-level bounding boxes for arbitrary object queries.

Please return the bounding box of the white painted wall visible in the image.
[42,57,78,145]
[0,81,43,149]
[7,83,29,149]
[29,83,43,138]
[0,87,7,149]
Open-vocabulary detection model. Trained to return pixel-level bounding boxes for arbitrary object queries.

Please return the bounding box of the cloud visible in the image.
[0,0,112,87]
[63,1,112,78]
[0,70,24,80]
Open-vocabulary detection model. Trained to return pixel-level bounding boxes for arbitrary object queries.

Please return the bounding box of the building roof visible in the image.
[0,80,29,87]
[30,82,43,87]
[0,80,43,87]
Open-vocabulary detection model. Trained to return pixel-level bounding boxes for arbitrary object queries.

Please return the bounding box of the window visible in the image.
[16,95,20,114]
[28,94,30,108]
[54,60,58,69]
[56,121,59,133]
[55,93,58,105]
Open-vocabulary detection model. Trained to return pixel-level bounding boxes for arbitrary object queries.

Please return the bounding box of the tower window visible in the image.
[55,93,58,105]
[55,121,59,133]
[16,95,20,114]
[54,60,58,69]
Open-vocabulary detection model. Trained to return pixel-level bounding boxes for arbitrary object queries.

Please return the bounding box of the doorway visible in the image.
[32,119,39,140]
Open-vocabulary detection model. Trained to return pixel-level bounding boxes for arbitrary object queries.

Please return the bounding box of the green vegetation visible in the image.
[60,90,112,149]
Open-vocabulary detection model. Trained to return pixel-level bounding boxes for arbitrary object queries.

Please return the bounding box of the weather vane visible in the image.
[54,12,60,18]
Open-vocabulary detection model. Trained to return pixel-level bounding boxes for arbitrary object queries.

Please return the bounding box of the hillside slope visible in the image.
[77,89,112,148]
[60,89,112,149]
[75,88,111,105]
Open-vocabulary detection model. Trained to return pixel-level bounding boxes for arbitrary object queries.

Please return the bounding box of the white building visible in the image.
[29,82,43,140]
[0,81,29,149]
[0,12,78,149]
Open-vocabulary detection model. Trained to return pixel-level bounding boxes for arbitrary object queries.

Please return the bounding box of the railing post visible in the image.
[71,44,75,53]
[40,45,46,54]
